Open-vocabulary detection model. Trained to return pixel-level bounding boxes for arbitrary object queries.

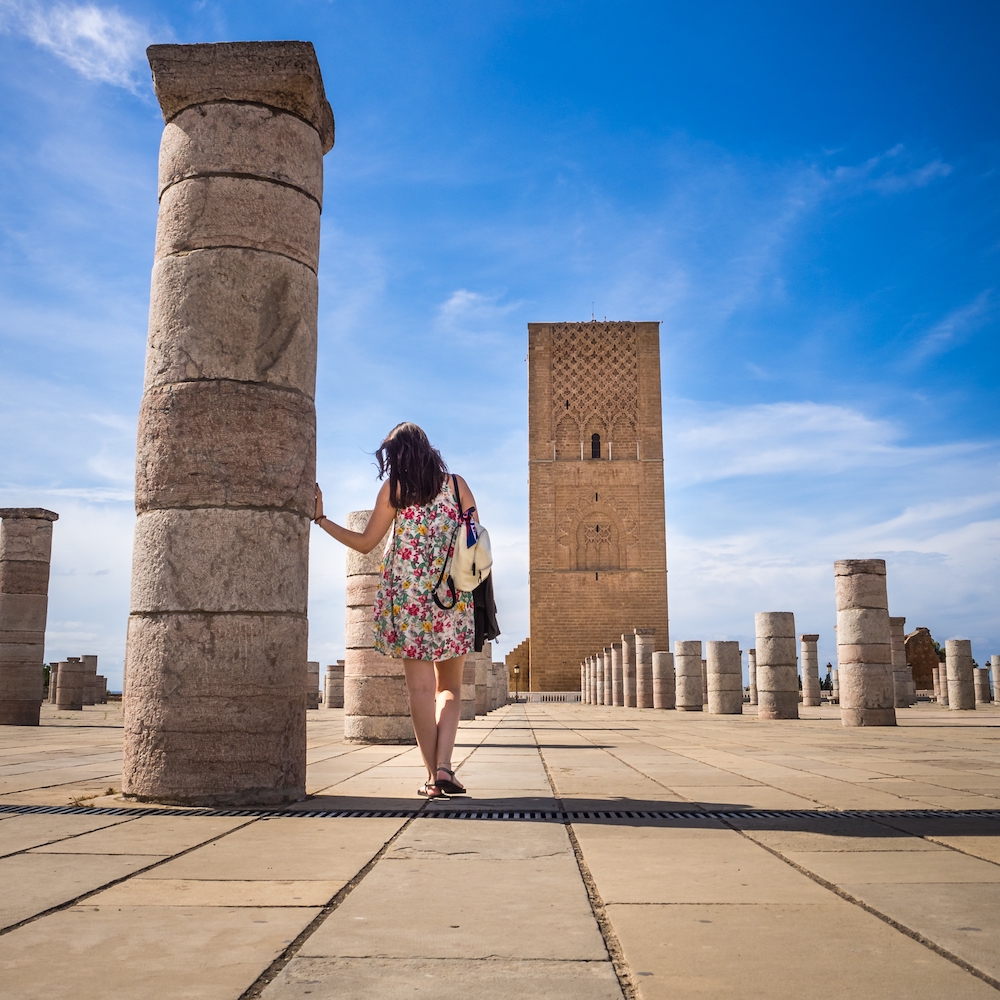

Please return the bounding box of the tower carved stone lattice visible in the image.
[528,321,668,691]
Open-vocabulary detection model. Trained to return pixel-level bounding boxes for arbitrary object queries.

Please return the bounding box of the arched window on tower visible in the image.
[591,433,601,459]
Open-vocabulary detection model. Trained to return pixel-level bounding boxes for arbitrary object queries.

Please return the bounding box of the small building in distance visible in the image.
[905,627,940,690]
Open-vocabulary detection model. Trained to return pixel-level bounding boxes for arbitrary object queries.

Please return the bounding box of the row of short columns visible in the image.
[579,560,964,726]
[48,655,108,710]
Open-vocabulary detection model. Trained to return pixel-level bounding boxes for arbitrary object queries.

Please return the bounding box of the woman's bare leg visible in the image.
[403,659,438,784]
[434,656,465,788]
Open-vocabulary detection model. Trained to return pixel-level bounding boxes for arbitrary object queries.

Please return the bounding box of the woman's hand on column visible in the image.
[314,483,325,522]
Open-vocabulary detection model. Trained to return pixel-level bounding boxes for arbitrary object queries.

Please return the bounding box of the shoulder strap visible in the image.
[452,473,462,513]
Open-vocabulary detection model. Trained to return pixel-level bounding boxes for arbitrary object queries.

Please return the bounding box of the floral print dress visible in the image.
[373,477,474,661]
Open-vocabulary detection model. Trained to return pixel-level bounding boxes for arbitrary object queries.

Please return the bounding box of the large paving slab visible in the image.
[0,903,321,1000]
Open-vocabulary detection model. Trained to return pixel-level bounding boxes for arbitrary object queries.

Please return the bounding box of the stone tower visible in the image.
[527,321,669,691]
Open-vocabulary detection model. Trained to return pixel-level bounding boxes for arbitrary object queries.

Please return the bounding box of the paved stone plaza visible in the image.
[1,702,999,998]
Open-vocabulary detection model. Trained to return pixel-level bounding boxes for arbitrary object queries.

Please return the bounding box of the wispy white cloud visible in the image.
[0,0,151,90]
[831,143,952,195]
[663,400,983,487]
[908,289,993,364]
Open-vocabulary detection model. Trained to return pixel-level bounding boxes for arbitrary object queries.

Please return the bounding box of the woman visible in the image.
[313,422,476,799]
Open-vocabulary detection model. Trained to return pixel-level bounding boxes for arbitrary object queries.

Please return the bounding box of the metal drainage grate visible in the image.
[2,802,999,823]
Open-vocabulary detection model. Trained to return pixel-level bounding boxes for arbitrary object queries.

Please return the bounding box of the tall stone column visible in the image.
[343,511,413,741]
[754,613,798,720]
[945,639,975,710]
[701,658,708,706]
[674,640,703,712]
[81,655,98,706]
[475,649,488,716]
[831,667,839,704]
[122,42,335,803]
[992,656,1000,704]
[324,661,344,709]
[652,651,675,709]
[460,655,476,720]
[937,664,949,705]
[800,635,821,707]
[594,652,604,705]
[602,646,613,705]
[747,648,758,705]
[611,642,624,706]
[0,508,58,726]
[635,628,655,709]
[47,661,59,705]
[889,617,911,708]
[56,658,84,711]
[306,661,320,709]
[622,633,637,708]
[974,669,991,705]
[581,662,587,702]
[706,641,742,714]
[589,655,598,704]
[835,559,895,727]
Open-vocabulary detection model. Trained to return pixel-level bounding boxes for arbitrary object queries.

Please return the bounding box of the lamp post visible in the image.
[514,664,520,703]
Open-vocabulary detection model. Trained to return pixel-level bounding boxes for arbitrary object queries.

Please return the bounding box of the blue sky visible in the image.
[1,1,997,689]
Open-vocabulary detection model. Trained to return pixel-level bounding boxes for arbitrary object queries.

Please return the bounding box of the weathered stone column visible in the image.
[936,664,949,705]
[81,655,98,707]
[122,42,335,803]
[635,628,655,709]
[835,560,895,727]
[475,649,488,716]
[992,656,1000,705]
[595,651,605,705]
[755,613,798,720]
[56,658,84,711]
[581,662,587,702]
[974,668,991,705]
[47,661,59,705]
[831,667,839,703]
[889,617,910,708]
[0,508,58,726]
[611,642,624,707]
[460,658,476,719]
[324,660,344,709]
[800,635,821,707]
[96,676,108,704]
[343,511,413,741]
[706,641,742,714]
[306,661,320,709]
[674,640,703,712]
[652,651,675,709]
[622,633,637,708]
[701,658,708,707]
[945,639,975,710]
[747,648,758,705]
[602,646,613,706]
[589,655,598,704]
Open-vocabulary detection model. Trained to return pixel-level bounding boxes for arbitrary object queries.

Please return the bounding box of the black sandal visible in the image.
[418,781,446,799]
[435,767,467,795]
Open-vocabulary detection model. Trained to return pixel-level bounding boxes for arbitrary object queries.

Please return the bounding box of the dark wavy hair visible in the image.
[376,422,448,509]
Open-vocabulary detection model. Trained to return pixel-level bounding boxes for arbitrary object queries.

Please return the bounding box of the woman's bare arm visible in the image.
[454,474,478,519]
[314,481,396,553]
